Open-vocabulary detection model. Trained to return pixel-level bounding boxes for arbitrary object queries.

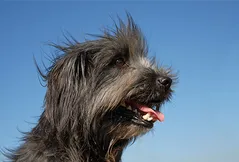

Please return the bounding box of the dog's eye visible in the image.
[115,58,125,68]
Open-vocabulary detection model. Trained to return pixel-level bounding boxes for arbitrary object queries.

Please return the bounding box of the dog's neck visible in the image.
[32,114,128,162]
[88,134,128,162]
[89,149,123,162]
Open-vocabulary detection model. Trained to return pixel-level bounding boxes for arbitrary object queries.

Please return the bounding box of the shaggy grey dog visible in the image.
[6,15,175,162]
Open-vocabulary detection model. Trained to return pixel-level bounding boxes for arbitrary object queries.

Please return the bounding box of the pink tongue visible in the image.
[137,104,164,122]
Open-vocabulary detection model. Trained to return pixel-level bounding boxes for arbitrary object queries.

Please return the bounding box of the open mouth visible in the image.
[119,100,165,128]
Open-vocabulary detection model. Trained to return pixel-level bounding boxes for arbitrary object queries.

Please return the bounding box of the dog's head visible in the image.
[41,15,175,160]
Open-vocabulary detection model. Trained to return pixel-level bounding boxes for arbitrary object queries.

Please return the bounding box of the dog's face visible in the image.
[86,22,174,140]
[43,16,175,158]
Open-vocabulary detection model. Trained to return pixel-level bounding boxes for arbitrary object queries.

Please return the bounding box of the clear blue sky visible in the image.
[1,1,239,162]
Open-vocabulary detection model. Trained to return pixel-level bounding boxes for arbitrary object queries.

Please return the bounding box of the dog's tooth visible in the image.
[142,113,150,120]
[147,117,153,121]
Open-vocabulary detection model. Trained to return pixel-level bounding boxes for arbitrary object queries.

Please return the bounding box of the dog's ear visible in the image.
[42,43,96,130]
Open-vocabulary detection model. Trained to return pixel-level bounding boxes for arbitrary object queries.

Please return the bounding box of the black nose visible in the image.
[157,77,172,90]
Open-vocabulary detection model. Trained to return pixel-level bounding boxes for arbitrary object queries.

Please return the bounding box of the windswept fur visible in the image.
[5,15,176,162]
